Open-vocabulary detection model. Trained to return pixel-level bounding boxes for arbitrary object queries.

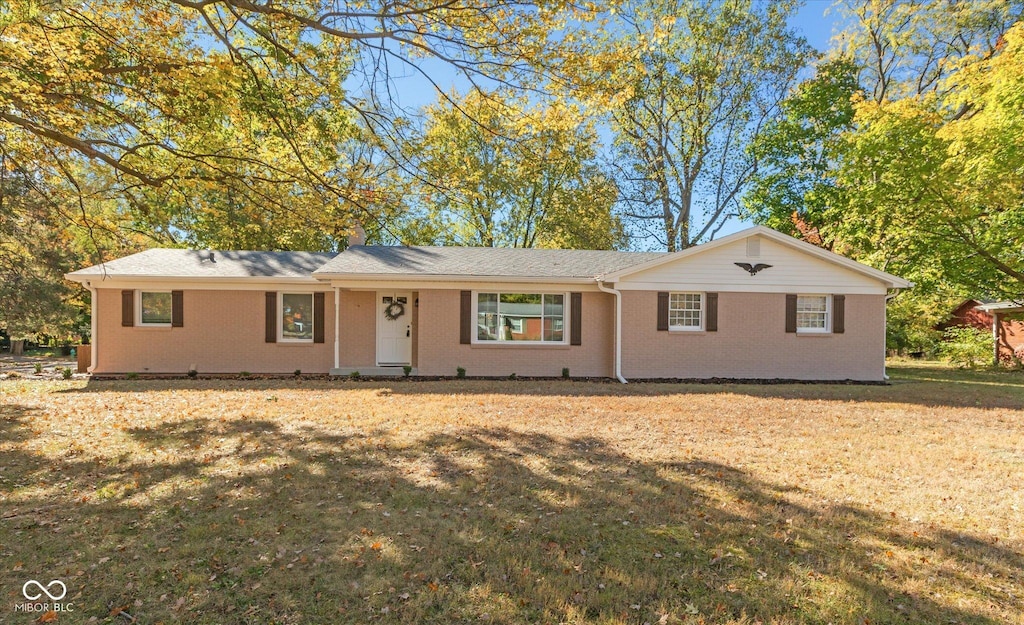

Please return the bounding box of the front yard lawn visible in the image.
[1,364,1022,624]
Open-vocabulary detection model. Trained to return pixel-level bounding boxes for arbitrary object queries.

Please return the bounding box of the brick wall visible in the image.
[337,290,376,368]
[415,289,615,378]
[95,288,334,374]
[620,291,886,381]
[95,287,888,380]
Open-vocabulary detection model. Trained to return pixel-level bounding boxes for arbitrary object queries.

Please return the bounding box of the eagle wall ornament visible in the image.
[735,262,773,276]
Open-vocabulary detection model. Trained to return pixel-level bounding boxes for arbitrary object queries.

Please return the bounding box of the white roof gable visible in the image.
[606,226,911,294]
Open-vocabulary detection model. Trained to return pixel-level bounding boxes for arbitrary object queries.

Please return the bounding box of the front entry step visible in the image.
[330,366,416,377]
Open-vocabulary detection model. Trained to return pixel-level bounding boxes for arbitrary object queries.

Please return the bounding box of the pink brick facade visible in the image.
[94,288,335,374]
[92,287,886,381]
[337,290,376,368]
[621,291,886,381]
[414,289,615,378]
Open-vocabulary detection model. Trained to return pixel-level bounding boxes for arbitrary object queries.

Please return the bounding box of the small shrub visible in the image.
[349,370,361,380]
[940,326,992,369]
[33,363,43,374]
[126,372,139,380]
[239,371,252,379]
[456,366,466,379]
[562,367,570,379]
[61,367,73,380]
[402,365,412,377]
[294,369,302,377]
[508,372,517,380]
[187,369,198,379]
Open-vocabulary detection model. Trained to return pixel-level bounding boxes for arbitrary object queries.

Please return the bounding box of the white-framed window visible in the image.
[138,291,172,326]
[669,292,703,331]
[475,291,567,344]
[280,292,314,342]
[796,294,830,333]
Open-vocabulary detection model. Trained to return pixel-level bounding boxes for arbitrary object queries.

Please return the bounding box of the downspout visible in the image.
[86,282,98,373]
[333,287,340,371]
[596,278,627,384]
[883,289,901,381]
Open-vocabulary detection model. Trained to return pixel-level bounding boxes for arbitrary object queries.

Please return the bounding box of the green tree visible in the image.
[581,0,811,251]
[836,0,1021,103]
[743,58,861,250]
[412,90,624,249]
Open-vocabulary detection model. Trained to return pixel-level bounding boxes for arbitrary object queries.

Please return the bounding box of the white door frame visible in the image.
[376,291,413,366]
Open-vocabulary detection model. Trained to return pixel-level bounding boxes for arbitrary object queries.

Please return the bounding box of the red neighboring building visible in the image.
[939,299,1024,363]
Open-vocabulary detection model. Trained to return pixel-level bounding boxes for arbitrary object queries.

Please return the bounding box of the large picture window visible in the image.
[139,291,172,326]
[476,292,565,343]
[796,295,829,333]
[281,293,314,341]
[669,293,703,330]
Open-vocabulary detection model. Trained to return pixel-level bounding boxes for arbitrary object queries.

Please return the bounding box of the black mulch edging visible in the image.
[85,374,889,385]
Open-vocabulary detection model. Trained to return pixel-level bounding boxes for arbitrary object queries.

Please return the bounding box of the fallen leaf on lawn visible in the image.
[37,611,59,623]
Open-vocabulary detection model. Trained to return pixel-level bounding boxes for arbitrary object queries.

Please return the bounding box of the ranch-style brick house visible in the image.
[65,226,911,381]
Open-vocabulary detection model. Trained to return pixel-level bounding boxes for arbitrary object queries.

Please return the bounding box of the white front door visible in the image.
[377,292,412,365]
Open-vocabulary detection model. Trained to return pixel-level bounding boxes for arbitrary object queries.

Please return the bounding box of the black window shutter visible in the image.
[313,292,326,343]
[121,290,134,327]
[785,294,798,333]
[833,295,845,334]
[171,290,184,327]
[570,292,582,346]
[460,291,472,344]
[265,292,277,343]
[705,292,718,332]
[657,292,669,331]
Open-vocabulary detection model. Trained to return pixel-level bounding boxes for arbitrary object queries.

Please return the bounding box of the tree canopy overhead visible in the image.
[0,0,578,255]
[408,89,623,249]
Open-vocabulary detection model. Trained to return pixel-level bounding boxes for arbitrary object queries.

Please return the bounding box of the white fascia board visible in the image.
[64,275,329,291]
[603,225,914,289]
[326,278,602,291]
[612,281,889,295]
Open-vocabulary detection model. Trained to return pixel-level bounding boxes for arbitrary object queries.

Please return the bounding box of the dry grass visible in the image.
[1,363,1022,624]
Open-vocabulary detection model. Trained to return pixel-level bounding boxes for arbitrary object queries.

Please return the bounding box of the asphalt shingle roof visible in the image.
[312,246,666,279]
[67,249,336,279]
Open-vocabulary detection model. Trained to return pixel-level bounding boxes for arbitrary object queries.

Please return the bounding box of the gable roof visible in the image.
[312,245,664,281]
[601,226,913,289]
[64,226,912,290]
[66,249,335,282]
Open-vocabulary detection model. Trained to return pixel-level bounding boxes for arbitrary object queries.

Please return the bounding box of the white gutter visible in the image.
[86,282,98,373]
[596,278,627,384]
[333,287,340,370]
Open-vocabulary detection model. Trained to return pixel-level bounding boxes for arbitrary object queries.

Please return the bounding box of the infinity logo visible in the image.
[22,580,67,601]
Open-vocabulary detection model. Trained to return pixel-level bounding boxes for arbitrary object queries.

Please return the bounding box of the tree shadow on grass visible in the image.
[1,417,1020,623]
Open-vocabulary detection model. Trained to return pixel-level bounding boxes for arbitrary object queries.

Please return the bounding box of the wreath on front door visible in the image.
[384,300,406,321]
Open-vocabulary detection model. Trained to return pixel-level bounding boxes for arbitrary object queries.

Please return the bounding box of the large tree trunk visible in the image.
[11,339,25,357]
